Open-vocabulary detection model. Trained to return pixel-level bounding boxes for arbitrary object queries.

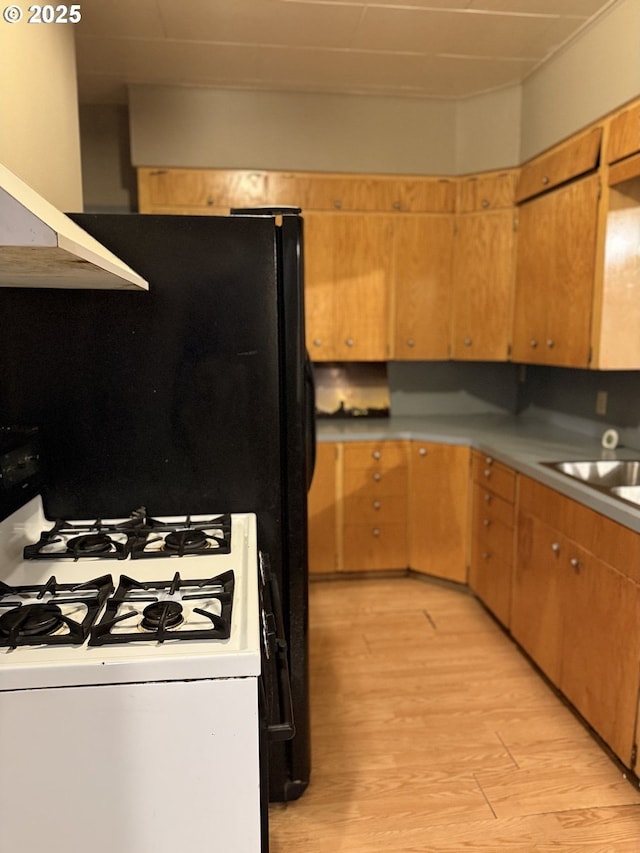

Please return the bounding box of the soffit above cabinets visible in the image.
[0,165,148,290]
[74,0,618,103]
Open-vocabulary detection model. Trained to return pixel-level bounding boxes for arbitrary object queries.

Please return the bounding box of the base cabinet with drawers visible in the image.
[468,451,516,627]
[512,476,640,768]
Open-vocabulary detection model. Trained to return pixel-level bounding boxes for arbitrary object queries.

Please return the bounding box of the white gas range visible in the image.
[0,495,270,852]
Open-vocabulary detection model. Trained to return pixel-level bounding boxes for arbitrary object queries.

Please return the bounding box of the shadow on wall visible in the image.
[388,361,520,417]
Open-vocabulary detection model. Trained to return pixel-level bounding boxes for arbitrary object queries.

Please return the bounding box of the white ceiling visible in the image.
[75,0,619,104]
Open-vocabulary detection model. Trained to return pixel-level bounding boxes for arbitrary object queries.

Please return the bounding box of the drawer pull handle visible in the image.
[373,472,382,482]
[542,175,550,185]
[570,557,581,569]
[483,469,492,478]
[551,542,560,554]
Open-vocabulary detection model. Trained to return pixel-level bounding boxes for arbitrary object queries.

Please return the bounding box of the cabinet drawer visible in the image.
[472,516,515,565]
[607,101,640,164]
[472,483,514,528]
[516,126,602,203]
[139,168,268,209]
[471,453,516,502]
[342,523,408,571]
[343,465,408,497]
[343,441,407,471]
[343,493,407,525]
[457,171,516,212]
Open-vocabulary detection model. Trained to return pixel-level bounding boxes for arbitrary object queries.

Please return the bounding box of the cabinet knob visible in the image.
[418,447,427,456]
[485,456,493,465]
[464,337,472,347]
[546,339,555,348]
[570,557,581,569]
[392,201,402,210]
[530,339,538,348]
[481,199,490,209]
[484,493,492,504]
[334,200,342,209]
[551,542,560,553]
[313,338,322,347]
[372,500,381,510]
[373,472,382,482]
[542,176,550,185]
[206,196,215,206]
[407,338,415,348]
[482,551,491,560]
[345,337,354,347]
[483,518,491,527]
[483,469,492,478]
[372,450,381,460]
[372,527,381,537]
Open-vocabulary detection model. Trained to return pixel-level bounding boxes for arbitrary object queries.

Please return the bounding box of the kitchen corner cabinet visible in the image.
[342,441,409,572]
[512,476,640,767]
[452,171,517,360]
[468,452,516,626]
[304,213,393,361]
[512,173,600,367]
[409,442,470,583]
[391,214,454,360]
[307,442,340,575]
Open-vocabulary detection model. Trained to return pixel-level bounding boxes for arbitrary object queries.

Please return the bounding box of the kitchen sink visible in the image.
[610,485,640,506]
[542,460,640,510]
[551,460,640,487]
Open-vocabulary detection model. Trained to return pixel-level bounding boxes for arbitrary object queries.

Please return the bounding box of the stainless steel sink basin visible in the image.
[552,460,640,487]
[542,460,640,510]
[610,485,640,506]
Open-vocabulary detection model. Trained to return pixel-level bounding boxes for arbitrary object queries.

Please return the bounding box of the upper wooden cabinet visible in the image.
[515,127,602,203]
[512,173,600,367]
[606,100,640,165]
[392,214,454,360]
[138,167,456,214]
[452,170,517,361]
[304,213,393,361]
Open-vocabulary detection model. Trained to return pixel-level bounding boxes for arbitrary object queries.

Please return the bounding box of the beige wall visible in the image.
[520,0,640,160]
[0,20,82,210]
[129,86,458,175]
[455,85,522,173]
[80,105,136,211]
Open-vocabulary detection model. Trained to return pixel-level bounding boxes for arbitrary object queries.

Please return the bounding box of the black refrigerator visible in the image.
[0,209,313,803]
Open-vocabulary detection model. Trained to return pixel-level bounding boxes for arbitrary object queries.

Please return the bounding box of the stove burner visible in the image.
[0,603,64,639]
[141,600,184,631]
[164,530,208,554]
[66,533,115,557]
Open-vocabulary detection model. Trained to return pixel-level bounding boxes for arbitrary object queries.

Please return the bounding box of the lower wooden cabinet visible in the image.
[307,442,340,575]
[468,451,516,626]
[512,476,640,767]
[409,441,470,583]
[342,441,409,571]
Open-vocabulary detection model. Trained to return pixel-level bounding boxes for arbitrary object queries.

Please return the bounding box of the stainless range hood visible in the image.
[0,164,148,290]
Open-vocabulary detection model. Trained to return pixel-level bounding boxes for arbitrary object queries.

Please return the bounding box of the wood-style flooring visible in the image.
[269,575,640,852]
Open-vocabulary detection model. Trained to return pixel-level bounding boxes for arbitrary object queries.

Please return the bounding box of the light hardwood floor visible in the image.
[269,575,640,852]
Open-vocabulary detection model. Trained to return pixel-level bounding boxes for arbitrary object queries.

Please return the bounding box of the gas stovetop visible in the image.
[0,497,260,691]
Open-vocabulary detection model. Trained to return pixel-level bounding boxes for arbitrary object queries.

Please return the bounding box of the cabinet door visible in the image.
[392,214,453,360]
[559,542,640,765]
[307,442,339,574]
[452,209,515,360]
[409,442,470,582]
[304,214,393,361]
[512,175,599,367]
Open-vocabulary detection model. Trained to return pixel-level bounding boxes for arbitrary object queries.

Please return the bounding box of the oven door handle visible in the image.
[265,570,296,743]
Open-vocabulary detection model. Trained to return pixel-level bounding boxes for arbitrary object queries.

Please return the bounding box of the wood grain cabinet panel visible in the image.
[457,171,516,213]
[512,174,600,367]
[392,214,454,360]
[409,442,470,583]
[516,127,602,203]
[307,442,340,575]
[512,476,640,768]
[606,101,640,164]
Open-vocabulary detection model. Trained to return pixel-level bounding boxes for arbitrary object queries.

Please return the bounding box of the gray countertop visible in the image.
[316,414,640,534]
